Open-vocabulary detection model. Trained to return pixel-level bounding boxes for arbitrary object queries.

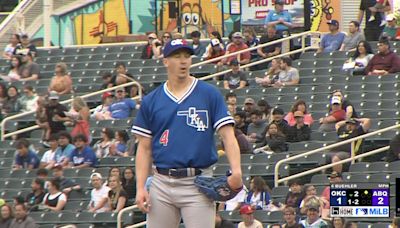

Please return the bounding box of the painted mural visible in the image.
[310,0,340,32]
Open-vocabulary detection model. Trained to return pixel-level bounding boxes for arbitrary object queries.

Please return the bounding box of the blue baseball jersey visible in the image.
[132,78,234,169]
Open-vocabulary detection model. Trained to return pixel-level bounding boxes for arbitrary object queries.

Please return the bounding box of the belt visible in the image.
[156,167,202,178]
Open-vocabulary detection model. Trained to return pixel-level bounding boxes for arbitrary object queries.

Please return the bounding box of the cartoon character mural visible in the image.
[310,0,340,32]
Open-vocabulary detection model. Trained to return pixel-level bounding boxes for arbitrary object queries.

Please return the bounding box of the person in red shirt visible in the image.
[365,37,400,75]
[223,32,251,65]
[140,33,158,59]
[204,39,226,66]
[318,96,346,132]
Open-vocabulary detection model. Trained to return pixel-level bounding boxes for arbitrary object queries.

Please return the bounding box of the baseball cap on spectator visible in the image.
[163,39,194,57]
[14,196,25,204]
[239,204,254,214]
[49,91,59,100]
[244,98,255,105]
[307,203,320,211]
[272,107,284,115]
[327,20,339,27]
[331,96,341,105]
[90,172,103,180]
[211,39,220,47]
[294,111,304,118]
[102,92,113,100]
[275,0,285,5]
[229,59,239,66]
[233,32,243,39]
[386,14,395,21]
[345,118,359,125]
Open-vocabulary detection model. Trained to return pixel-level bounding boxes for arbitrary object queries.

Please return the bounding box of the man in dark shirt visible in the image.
[46,91,68,135]
[282,206,304,228]
[13,34,37,57]
[25,178,46,211]
[257,24,282,69]
[14,139,40,170]
[358,0,391,41]
[234,111,248,135]
[52,164,81,194]
[141,33,157,59]
[223,60,247,90]
[10,204,38,228]
[365,37,400,75]
[287,111,311,142]
[19,51,40,81]
[270,108,290,136]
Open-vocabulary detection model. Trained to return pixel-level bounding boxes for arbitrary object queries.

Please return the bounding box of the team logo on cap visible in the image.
[177,107,209,131]
[170,39,187,46]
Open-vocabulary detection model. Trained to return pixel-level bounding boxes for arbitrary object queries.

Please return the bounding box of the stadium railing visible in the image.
[0,0,33,37]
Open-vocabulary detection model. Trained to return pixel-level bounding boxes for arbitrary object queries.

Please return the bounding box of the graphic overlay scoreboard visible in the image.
[330,183,389,217]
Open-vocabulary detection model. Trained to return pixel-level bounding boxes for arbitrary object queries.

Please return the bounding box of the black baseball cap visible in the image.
[327,20,339,27]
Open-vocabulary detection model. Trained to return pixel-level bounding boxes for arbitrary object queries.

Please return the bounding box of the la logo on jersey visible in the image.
[177,107,209,131]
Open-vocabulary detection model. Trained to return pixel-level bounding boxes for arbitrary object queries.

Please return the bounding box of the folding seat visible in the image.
[369,173,390,183]
[343,173,370,183]
[314,59,332,69]
[315,52,332,59]
[380,92,400,101]
[63,48,78,56]
[115,157,135,167]
[300,52,316,60]
[331,51,348,60]
[378,110,399,120]
[249,164,275,176]
[298,60,315,69]
[93,212,117,224]
[76,168,95,178]
[312,76,333,85]
[1,189,22,200]
[368,162,389,173]
[310,174,330,185]
[4,179,26,189]
[298,68,315,78]
[76,212,95,224]
[379,82,398,91]
[313,68,331,77]
[270,186,289,198]
[42,212,61,224]
[9,168,33,179]
[308,103,329,112]
[330,75,348,84]
[388,160,400,173]
[371,223,391,228]
[29,212,44,224]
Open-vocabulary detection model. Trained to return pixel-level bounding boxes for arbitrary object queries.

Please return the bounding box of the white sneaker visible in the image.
[380,20,387,27]
[368,15,376,22]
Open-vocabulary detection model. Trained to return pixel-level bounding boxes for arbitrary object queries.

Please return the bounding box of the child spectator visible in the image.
[100,72,113,89]
[42,178,67,212]
[110,130,130,157]
[40,134,58,169]
[203,31,224,58]
[2,34,20,60]
[48,63,72,94]
[223,60,247,90]
[69,134,97,168]
[300,203,329,227]
[331,90,358,119]
[190,31,206,57]
[285,100,314,127]
[260,122,288,153]
[270,108,290,136]
[284,179,304,208]
[282,207,303,228]
[203,39,226,65]
[238,205,263,228]
[244,176,271,210]
[368,0,388,26]
[319,96,346,132]
[107,175,128,212]
[94,128,114,158]
[13,139,40,170]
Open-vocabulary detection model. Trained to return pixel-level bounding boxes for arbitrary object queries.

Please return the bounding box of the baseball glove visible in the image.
[194,175,242,202]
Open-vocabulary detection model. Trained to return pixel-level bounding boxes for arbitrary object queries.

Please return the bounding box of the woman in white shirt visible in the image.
[345,41,374,76]
[94,128,114,158]
[2,34,20,60]
[42,179,67,212]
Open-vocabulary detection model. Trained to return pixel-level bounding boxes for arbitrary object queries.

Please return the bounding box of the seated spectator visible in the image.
[203,31,224,58]
[234,111,248,135]
[0,55,22,82]
[284,179,304,208]
[270,108,290,136]
[255,58,281,87]
[218,185,248,211]
[385,134,400,162]
[333,217,346,228]
[381,14,399,40]
[257,100,272,121]
[110,130,130,157]
[68,97,91,141]
[222,128,251,154]
[25,178,46,211]
[257,25,282,70]
[42,179,67,212]
[392,217,400,228]
[299,185,328,215]
[203,39,226,65]
[153,32,172,59]
[13,34,37,57]
[246,110,268,143]
[111,62,138,96]
[0,204,14,227]
[18,85,38,112]
[273,57,299,88]
[317,20,345,53]
[88,173,110,213]
[215,211,235,228]
[227,103,237,115]
[40,134,58,169]
[45,91,67,136]
[92,92,114,120]
[332,90,358,119]
[243,27,259,61]
[107,175,128,212]
[223,60,247,90]
[343,41,374,76]
[19,51,40,81]
[36,96,50,144]
[318,96,346,132]
[48,63,73,94]
[340,21,365,51]
[141,32,157,59]
[122,167,136,200]
[0,83,7,108]
[52,131,75,168]
[190,31,206,58]
[2,34,20,60]
[299,203,329,228]
[365,37,400,75]
[52,165,81,194]
[258,122,288,153]
[282,207,304,228]
[330,118,371,173]
[287,111,311,143]
[2,86,21,116]
[238,205,263,228]
[13,139,40,170]
[243,98,257,124]
[100,72,113,89]
[69,134,97,168]
[320,172,344,212]
[285,100,314,127]
[223,32,251,65]
[244,176,271,210]
[10,204,38,228]
[107,88,136,119]
[36,168,50,190]
[94,128,114,158]
[225,92,237,105]
[108,167,121,181]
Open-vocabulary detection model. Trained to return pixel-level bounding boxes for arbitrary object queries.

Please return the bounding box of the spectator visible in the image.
[243,27,259,61]
[2,86,21,116]
[36,168,50,190]
[18,85,38,112]
[273,57,299,88]
[111,62,136,94]
[52,131,75,168]
[257,100,272,121]
[320,171,343,211]
[13,34,37,57]
[259,122,288,153]
[42,179,67,212]
[243,98,257,124]
[332,89,358,119]
[340,21,365,51]
[94,128,114,158]
[365,36,400,75]
[227,103,237,116]
[141,32,157,59]
[107,88,136,119]
[285,100,314,127]
[108,167,121,180]
[0,83,7,109]
[218,185,248,211]
[238,205,263,228]
[122,167,136,200]
[91,92,114,120]
[48,63,73,94]
[385,134,400,162]
[100,72,113,89]
[153,32,172,59]
[2,34,20,60]
[203,39,226,67]
[368,0,388,26]
[317,20,346,53]
[88,173,110,213]
[0,55,22,82]
[246,110,268,143]
[0,204,13,227]
[299,203,329,228]
[46,91,68,135]
[257,25,282,69]
[223,60,247,90]
[69,134,97,168]
[282,207,304,228]
[318,96,346,132]
[110,130,130,157]
[36,96,50,144]
[344,40,374,76]
[234,111,248,135]
[345,221,358,228]
[392,217,400,228]
[270,108,290,136]
[68,97,91,141]
[215,211,235,228]
[9,204,38,228]
[19,51,40,81]
[107,175,128,212]
[52,165,81,194]
[225,92,237,105]
[223,32,251,65]
[40,134,58,169]
[25,178,46,211]
[13,139,40,170]
[264,0,293,35]
[330,118,371,173]
[358,0,391,41]
[244,176,271,210]
[255,58,281,87]
[223,128,251,154]
[299,185,328,215]
[284,179,304,208]
[287,111,311,143]
[190,31,206,57]
[333,217,346,228]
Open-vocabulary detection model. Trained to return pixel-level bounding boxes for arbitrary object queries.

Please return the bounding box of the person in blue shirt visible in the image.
[69,134,97,168]
[51,131,75,168]
[264,0,293,35]
[107,88,136,119]
[317,20,346,53]
[14,138,40,170]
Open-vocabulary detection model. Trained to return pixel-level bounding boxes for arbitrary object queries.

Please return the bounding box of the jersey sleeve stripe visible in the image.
[213,116,234,129]
[131,126,152,134]
[131,129,152,138]
[214,117,235,131]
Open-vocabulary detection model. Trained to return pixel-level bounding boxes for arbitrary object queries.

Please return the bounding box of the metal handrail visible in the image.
[117,204,147,228]
[0,0,31,34]
[274,124,400,187]
[0,81,142,140]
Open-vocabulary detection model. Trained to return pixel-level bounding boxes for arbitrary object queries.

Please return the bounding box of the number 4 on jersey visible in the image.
[160,130,169,146]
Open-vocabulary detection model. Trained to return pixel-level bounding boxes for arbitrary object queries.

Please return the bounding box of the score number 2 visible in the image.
[160,130,169,146]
